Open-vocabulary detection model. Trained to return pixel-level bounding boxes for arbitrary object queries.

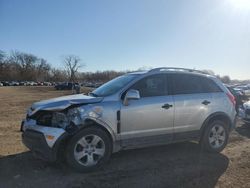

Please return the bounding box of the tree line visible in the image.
[1,50,244,84]
[0,50,125,83]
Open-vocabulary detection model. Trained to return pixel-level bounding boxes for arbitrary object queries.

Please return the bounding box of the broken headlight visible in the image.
[67,106,103,123]
[51,105,103,129]
[51,112,69,129]
[67,107,86,125]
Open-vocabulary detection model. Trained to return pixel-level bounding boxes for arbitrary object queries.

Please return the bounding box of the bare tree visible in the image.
[50,68,67,82]
[10,51,38,81]
[221,75,231,84]
[63,55,84,82]
[0,50,5,62]
[36,58,51,81]
[202,69,215,76]
[137,66,153,71]
[0,50,7,80]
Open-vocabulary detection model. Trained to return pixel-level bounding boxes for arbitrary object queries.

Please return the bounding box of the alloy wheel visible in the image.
[208,124,226,149]
[74,134,105,167]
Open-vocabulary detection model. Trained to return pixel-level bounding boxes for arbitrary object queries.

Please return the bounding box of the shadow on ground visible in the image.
[235,123,250,138]
[0,142,228,188]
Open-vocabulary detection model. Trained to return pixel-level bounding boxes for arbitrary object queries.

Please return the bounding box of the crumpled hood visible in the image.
[29,94,103,115]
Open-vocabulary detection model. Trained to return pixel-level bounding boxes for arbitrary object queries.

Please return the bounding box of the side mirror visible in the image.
[124,89,140,106]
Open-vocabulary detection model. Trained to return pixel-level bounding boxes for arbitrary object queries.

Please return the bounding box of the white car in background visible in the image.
[239,101,250,124]
[0,82,3,87]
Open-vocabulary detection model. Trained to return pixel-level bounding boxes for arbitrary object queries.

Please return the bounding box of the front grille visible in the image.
[246,109,250,116]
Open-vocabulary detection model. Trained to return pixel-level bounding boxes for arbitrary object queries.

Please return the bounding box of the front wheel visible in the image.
[200,120,229,153]
[66,127,112,172]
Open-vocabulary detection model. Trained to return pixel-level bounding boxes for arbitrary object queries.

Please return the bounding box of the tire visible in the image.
[66,127,112,172]
[200,120,229,153]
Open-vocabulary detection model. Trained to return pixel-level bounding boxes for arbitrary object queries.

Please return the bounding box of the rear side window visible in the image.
[131,74,167,97]
[204,78,223,93]
[170,74,222,95]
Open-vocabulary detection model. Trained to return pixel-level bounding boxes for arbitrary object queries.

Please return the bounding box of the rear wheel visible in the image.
[200,120,229,153]
[66,127,112,172]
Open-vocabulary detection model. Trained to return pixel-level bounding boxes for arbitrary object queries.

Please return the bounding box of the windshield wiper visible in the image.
[89,92,99,97]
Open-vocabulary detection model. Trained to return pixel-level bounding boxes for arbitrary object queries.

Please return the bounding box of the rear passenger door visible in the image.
[169,73,222,139]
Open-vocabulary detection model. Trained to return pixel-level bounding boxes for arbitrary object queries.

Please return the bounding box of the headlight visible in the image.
[51,105,103,129]
[67,108,80,119]
[51,112,69,128]
[67,107,86,125]
[67,106,103,122]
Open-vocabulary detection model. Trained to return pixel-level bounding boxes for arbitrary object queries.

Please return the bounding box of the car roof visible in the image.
[127,67,213,78]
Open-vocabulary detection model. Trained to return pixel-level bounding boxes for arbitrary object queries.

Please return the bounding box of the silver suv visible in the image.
[21,67,236,171]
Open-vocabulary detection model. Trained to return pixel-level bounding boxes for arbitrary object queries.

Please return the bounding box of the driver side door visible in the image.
[120,74,174,148]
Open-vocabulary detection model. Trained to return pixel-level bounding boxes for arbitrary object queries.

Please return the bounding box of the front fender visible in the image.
[83,117,117,141]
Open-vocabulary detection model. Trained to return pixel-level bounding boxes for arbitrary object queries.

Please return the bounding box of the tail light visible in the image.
[227,92,236,107]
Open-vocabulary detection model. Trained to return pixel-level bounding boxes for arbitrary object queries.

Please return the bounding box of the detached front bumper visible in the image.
[21,119,68,162]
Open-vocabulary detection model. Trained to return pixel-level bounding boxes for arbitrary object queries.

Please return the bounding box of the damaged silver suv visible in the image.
[21,67,236,171]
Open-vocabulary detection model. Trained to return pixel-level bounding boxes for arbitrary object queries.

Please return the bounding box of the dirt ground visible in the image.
[1,87,250,188]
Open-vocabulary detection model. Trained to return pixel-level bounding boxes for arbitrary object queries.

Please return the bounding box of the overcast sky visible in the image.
[0,0,250,79]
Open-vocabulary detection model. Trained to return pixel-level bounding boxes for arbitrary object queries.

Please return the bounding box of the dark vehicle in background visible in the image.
[82,82,103,88]
[55,82,74,90]
[2,81,10,86]
[19,82,27,86]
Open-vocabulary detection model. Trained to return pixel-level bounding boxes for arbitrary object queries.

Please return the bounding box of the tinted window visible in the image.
[171,74,222,95]
[204,79,223,93]
[131,74,167,97]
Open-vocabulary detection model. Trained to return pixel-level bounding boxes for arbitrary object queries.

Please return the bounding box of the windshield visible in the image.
[91,74,138,97]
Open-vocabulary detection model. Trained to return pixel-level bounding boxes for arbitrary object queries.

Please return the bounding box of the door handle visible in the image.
[202,100,211,105]
[162,103,173,109]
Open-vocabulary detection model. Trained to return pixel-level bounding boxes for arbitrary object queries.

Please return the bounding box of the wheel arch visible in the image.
[77,118,120,153]
[82,118,115,142]
[200,112,233,140]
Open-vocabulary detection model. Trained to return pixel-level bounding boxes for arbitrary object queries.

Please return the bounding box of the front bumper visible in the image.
[21,119,68,162]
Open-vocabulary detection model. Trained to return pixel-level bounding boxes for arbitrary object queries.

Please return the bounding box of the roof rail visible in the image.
[148,67,208,75]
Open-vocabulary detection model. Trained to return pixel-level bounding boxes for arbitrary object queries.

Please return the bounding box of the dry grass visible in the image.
[0,86,91,156]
